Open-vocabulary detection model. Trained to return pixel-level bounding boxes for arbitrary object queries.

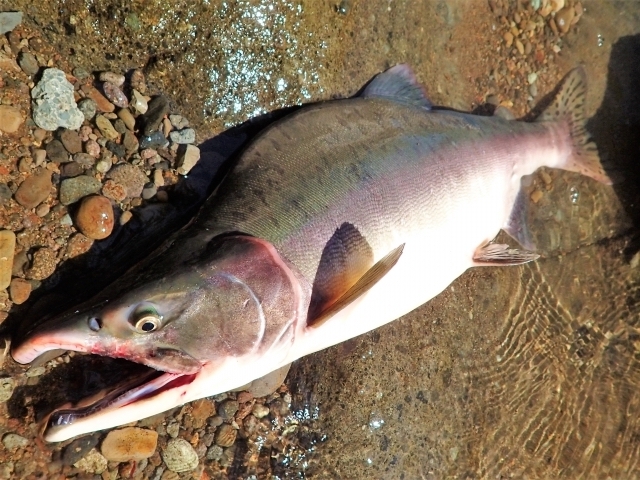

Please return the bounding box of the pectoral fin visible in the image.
[308,243,405,328]
[473,243,539,266]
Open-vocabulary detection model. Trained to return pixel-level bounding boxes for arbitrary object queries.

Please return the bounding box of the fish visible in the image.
[11,65,611,442]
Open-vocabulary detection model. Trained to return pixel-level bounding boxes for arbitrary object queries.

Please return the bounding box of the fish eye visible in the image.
[88,317,102,332]
[131,306,163,333]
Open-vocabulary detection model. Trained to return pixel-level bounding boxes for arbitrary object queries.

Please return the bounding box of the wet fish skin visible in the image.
[11,65,611,441]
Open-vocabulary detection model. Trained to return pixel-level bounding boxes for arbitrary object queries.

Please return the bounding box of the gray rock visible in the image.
[62,435,100,466]
[0,12,22,35]
[17,51,38,76]
[142,95,169,135]
[72,66,90,80]
[31,68,84,131]
[122,130,139,154]
[73,153,96,168]
[162,438,199,473]
[105,141,126,158]
[169,128,195,144]
[98,71,125,87]
[217,400,239,421]
[113,119,127,135]
[0,183,11,205]
[77,98,97,121]
[169,114,189,129]
[59,175,101,205]
[60,162,84,178]
[1,433,28,451]
[106,164,148,198]
[46,139,69,163]
[141,183,157,200]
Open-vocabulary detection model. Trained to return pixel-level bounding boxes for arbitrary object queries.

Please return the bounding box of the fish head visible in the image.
[11,234,310,441]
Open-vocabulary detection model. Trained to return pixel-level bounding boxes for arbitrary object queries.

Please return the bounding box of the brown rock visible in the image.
[0,230,16,290]
[106,164,148,198]
[65,233,94,258]
[190,399,216,429]
[14,168,52,209]
[102,82,129,108]
[9,278,31,304]
[95,115,119,141]
[0,105,24,133]
[25,247,57,280]
[59,129,83,154]
[81,85,116,113]
[100,427,158,462]
[75,195,114,240]
[101,179,127,202]
[214,424,237,447]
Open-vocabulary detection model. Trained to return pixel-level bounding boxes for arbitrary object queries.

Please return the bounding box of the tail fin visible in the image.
[536,67,612,185]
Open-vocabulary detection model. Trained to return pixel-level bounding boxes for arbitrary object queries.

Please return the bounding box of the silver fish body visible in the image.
[11,65,611,441]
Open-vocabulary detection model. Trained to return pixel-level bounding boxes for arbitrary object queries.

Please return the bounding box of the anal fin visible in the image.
[473,243,539,266]
[308,244,405,328]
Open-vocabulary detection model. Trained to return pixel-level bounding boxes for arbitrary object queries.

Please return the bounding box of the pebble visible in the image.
[119,210,133,225]
[32,148,46,166]
[9,278,31,304]
[0,105,24,133]
[35,203,50,217]
[0,377,15,402]
[131,89,148,115]
[59,129,83,154]
[96,159,112,174]
[105,141,126,158]
[101,427,159,462]
[25,247,57,280]
[75,195,114,240]
[99,71,125,87]
[15,168,52,208]
[82,85,115,113]
[141,183,157,200]
[177,145,200,175]
[139,131,168,150]
[161,438,199,473]
[103,81,129,108]
[206,445,223,461]
[1,433,28,451]
[515,39,525,55]
[77,98,97,121]
[214,424,237,448]
[45,139,68,163]
[156,190,168,202]
[153,169,164,187]
[73,152,96,168]
[113,119,127,134]
[169,114,189,129]
[62,435,100,466]
[529,83,538,98]
[102,179,127,202]
[169,128,195,144]
[503,31,513,48]
[65,233,93,258]
[17,51,39,75]
[73,448,108,475]
[123,130,139,154]
[59,175,101,205]
[117,108,136,131]
[0,183,11,204]
[218,400,239,421]
[25,366,46,377]
[95,114,120,141]
[251,404,270,419]
[142,96,170,135]
[0,11,21,35]
[106,163,148,198]
[31,68,84,131]
[85,139,101,157]
[0,230,16,290]
[163,118,172,138]
[60,161,84,177]
[555,6,574,34]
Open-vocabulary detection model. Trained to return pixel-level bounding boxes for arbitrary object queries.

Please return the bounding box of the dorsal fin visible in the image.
[362,64,432,109]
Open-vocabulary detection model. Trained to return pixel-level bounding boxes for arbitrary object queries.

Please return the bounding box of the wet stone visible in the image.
[99,71,125,87]
[2,433,28,451]
[60,161,84,178]
[101,427,158,462]
[25,247,57,280]
[0,230,16,290]
[59,175,101,205]
[0,105,24,133]
[59,129,83,154]
[46,139,69,163]
[106,163,148,198]
[105,140,126,158]
[142,95,169,135]
[15,168,52,208]
[77,98,97,121]
[169,128,195,144]
[62,434,100,466]
[139,131,168,150]
[102,81,128,108]
[75,195,114,240]
[162,438,199,473]
[17,51,39,76]
[9,278,31,304]
[0,377,15,402]
[31,68,83,131]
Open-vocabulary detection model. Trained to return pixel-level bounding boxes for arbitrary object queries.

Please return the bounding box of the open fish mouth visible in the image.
[40,367,198,442]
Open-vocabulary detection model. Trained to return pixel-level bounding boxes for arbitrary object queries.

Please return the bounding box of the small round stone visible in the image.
[100,427,158,462]
[0,105,24,133]
[161,438,199,473]
[217,400,239,421]
[98,71,125,87]
[85,139,101,157]
[102,179,127,202]
[9,278,31,304]
[102,81,129,108]
[141,183,157,200]
[78,98,97,121]
[75,195,114,240]
[14,168,52,209]
[119,210,133,225]
[214,424,237,448]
